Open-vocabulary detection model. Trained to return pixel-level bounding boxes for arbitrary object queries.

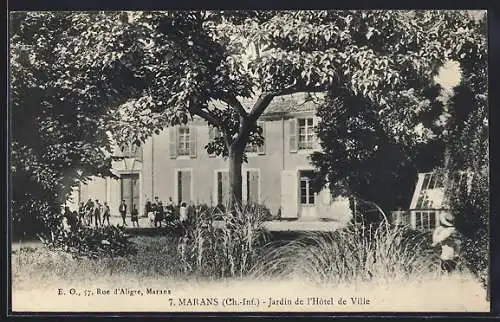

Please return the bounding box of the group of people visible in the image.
[116,196,189,228]
[63,196,190,230]
[144,196,188,228]
[77,199,111,227]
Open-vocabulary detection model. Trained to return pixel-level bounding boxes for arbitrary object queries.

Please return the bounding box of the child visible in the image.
[179,202,188,223]
[131,204,139,227]
[431,212,461,273]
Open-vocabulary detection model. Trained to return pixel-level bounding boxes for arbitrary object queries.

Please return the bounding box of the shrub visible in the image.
[253,223,437,284]
[40,224,137,259]
[448,172,489,292]
[177,204,270,278]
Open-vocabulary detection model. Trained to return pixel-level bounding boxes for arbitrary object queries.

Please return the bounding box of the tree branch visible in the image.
[221,95,248,118]
[248,92,275,121]
[248,85,327,121]
[188,107,222,127]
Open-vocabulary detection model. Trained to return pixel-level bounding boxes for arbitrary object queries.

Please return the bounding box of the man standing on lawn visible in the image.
[119,199,127,226]
[102,202,111,226]
[431,212,461,273]
[78,202,85,225]
[131,204,139,227]
[85,198,94,226]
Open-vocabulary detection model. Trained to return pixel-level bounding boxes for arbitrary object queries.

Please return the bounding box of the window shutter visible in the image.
[190,127,197,158]
[258,122,266,155]
[133,143,143,161]
[289,118,298,153]
[248,170,259,203]
[114,145,125,158]
[169,127,177,159]
[183,171,192,202]
[313,116,321,150]
[208,126,216,157]
[222,171,230,206]
[208,126,214,141]
[280,170,298,218]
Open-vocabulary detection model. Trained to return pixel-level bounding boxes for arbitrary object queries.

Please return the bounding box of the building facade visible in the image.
[68,94,352,222]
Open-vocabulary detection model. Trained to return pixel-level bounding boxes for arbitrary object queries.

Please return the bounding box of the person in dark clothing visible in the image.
[78,202,85,224]
[102,202,111,226]
[85,199,94,226]
[131,204,139,227]
[94,199,102,228]
[119,200,127,226]
[144,199,152,218]
[155,201,164,228]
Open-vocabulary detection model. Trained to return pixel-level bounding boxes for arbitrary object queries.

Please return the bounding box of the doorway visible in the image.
[120,173,140,214]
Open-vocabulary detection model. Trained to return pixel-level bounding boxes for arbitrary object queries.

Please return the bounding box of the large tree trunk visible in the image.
[228,143,244,210]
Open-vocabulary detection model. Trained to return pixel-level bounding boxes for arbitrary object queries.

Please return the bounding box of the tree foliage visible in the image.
[10,12,119,237]
[10,10,486,213]
[311,85,445,212]
[310,11,484,211]
[443,15,488,289]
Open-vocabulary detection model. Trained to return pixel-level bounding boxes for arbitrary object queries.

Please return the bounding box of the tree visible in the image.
[442,14,488,290]
[13,10,483,208]
[311,84,446,213]
[10,12,123,237]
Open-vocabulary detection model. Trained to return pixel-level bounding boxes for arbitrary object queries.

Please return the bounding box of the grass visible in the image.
[11,219,490,312]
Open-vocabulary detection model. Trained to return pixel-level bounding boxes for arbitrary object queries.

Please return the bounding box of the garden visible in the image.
[11,204,489,312]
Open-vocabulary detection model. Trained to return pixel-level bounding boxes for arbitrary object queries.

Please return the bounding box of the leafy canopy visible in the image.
[20,10,482,153]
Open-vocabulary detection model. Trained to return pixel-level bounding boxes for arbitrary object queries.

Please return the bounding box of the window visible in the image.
[208,126,222,157]
[290,117,318,153]
[214,169,260,205]
[176,170,192,204]
[120,142,142,160]
[246,170,259,204]
[215,170,230,206]
[299,171,315,205]
[169,126,196,159]
[245,122,266,154]
[414,211,437,231]
[414,172,444,209]
[178,127,191,156]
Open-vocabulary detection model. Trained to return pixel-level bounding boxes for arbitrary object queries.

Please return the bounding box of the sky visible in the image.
[434,60,462,90]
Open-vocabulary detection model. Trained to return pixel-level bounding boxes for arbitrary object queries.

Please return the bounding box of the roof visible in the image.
[208,92,325,116]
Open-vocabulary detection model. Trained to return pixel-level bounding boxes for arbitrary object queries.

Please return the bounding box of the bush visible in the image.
[40,224,137,259]
[253,223,437,284]
[449,172,489,291]
[177,204,271,278]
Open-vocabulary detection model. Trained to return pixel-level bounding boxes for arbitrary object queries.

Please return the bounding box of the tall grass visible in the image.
[178,204,270,278]
[252,223,441,284]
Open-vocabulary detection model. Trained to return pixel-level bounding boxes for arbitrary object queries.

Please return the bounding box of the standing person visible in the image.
[131,204,139,227]
[78,202,85,225]
[165,197,174,223]
[102,202,111,226]
[155,201,164,228]
[431,212,461,273]
[144,198,152,218]
[119,200,127,226]
[179,202,188,234]
[85,198,94,226]
[85,199,94,226]
[94,199,102,228]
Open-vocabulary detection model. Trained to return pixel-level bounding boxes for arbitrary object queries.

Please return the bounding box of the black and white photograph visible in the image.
[9,9,490,313]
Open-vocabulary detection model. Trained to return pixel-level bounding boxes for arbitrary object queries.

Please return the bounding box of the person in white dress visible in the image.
[431,212,461,273]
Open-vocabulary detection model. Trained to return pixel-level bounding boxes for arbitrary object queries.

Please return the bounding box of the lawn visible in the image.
[11,232,489,313]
